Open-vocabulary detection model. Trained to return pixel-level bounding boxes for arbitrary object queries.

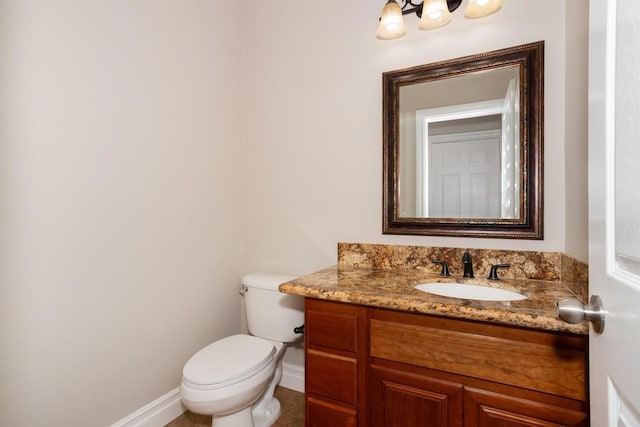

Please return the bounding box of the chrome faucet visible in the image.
[462,252,474,278]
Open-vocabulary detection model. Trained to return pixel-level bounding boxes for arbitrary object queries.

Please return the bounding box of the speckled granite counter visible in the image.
[279,265,589,336]
[280,243,589,335]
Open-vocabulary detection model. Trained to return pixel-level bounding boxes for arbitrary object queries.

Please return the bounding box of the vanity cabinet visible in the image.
[304,298,367,427]
[305,298,589,427]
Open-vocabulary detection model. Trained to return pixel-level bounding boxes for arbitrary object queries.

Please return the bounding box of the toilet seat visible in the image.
[182,334,276,390]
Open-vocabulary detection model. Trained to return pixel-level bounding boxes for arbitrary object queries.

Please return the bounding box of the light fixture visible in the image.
[376,0,407,40]
[465,0,502,18]
[419,0,452,30]
[376,0,502,40]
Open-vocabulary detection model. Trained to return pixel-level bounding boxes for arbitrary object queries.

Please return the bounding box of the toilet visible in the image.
[180,273,304,427]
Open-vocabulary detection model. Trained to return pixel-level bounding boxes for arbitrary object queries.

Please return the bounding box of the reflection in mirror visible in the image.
[383,42,544,239]
[399,66,520,219]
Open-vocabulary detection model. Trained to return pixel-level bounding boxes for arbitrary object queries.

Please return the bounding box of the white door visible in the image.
[428,131,501,218]
[501,78,520,219]
[588,0,640,424]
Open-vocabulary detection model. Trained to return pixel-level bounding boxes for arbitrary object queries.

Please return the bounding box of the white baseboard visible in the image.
[111,365,305,427]
[111,387,186,427]
[280,362,305,393]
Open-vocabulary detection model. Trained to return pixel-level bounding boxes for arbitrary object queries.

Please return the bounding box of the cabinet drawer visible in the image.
[306,299,359,352]
[306,396,357,427]
[370,314,587,401]
[307,349,358,404]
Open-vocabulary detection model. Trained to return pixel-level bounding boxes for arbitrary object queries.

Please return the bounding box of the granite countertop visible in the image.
[279,265,589,335]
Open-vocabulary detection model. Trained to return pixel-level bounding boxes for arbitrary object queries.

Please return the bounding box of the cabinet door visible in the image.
[464,387,588,427]
[369,364,463,427]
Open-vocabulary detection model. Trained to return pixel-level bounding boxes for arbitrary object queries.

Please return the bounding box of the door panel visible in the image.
[429,132,500,218]
[464,387,587,427]
[589,0,640,424]
[369,364,463,427]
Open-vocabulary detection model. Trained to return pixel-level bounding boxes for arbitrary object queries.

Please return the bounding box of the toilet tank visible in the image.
[242,273,304,343]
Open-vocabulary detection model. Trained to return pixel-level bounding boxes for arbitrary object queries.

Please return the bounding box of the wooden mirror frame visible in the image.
[382,41,544,239]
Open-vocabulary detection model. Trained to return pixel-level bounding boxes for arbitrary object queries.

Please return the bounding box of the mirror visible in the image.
[383,41,544,239]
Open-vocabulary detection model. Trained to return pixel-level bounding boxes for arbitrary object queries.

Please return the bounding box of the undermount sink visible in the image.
[414,282,526,302]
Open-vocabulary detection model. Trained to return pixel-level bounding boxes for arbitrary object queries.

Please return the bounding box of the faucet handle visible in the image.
[431,259,451,276]
[488,264,511,280]
[462,252,474,278]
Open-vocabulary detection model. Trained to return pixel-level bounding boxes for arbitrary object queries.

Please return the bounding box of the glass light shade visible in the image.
[464,0,502,18]
[418,0,452,30]
[376,1,407,40]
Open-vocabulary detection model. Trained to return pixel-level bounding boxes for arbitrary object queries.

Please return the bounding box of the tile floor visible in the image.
[166,386,304,427]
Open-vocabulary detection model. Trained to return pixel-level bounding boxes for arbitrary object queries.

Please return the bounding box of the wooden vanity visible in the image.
[280,251,590,427]
[304,298,588,427]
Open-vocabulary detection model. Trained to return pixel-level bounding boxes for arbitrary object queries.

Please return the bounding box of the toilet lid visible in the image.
[182,334,276,388]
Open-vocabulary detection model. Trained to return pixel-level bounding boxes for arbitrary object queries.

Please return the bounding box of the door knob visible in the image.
[557,295,605,334]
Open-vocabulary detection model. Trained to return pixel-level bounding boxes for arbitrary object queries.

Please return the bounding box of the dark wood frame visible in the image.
[382,41,544,239]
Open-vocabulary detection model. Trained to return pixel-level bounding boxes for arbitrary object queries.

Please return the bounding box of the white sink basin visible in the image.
[414,282,526,302]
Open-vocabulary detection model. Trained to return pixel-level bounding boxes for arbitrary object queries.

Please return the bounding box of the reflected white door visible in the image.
[429,130,501,218]
[589,0,640,424]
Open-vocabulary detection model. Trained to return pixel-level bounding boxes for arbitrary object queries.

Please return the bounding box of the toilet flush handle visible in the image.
[293,325,305,334]
[239,284,248,295]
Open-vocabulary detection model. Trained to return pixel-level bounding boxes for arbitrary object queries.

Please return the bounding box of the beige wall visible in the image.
[0,0,589,425]
[242,0,589,277]
[0,1,244,425]
[564,1,590,261]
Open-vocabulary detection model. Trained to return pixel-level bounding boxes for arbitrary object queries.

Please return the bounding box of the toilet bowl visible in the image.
[180,273,303,427]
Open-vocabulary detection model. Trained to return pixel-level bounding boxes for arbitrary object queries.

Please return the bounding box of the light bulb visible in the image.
[419,0,451,30]
[465,0,502,18]
[377,1,407,40]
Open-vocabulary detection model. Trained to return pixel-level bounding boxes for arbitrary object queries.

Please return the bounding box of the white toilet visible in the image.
[180,273,304,427]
